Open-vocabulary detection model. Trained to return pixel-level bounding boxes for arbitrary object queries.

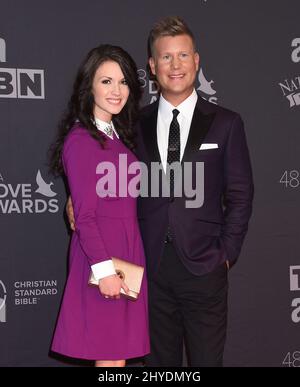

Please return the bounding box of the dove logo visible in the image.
[197,68,218,104]
[0,38,45,99]
[35,170,57,197]
[0,280,7,323]
[278,76,300,108]
[0,170,59,214]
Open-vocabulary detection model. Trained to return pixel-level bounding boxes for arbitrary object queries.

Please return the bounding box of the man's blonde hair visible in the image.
[147,16,196,58]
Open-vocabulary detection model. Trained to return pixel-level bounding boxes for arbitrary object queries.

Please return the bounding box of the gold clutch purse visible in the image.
[88,257,144,301]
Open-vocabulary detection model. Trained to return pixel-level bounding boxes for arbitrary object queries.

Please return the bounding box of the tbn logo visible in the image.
[0,37,45,99]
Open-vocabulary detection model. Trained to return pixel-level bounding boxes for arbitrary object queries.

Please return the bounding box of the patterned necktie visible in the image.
[167,109,180,196]
[165,109,180,242]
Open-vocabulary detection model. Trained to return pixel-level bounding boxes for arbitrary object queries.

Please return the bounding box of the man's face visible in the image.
[149,34,199,105]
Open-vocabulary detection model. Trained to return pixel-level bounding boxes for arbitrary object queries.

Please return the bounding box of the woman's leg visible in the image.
[95,360,126,367]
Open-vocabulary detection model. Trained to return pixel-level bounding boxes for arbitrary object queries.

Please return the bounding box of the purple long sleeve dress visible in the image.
[51,125,149,360]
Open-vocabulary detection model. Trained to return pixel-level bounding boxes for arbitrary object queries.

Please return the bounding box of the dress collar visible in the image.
[94,117,119,139]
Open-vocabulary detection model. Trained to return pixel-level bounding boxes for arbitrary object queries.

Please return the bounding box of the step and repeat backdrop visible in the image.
[0,0,299,367]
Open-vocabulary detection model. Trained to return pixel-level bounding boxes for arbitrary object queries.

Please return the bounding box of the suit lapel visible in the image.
[140,100,161,164]
[140,96,216,165]
[181,97,216,164]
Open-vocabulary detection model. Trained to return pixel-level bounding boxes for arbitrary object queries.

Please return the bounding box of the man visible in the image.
[67,16,254,366]
[135,16,254,367]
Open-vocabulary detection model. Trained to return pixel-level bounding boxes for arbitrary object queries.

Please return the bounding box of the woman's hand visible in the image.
[98,274,129,299]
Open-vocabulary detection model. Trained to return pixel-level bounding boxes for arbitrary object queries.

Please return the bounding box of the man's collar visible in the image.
[158,89,198,121]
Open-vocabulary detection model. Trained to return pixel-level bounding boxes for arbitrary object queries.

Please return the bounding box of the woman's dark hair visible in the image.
[49,44,142,176]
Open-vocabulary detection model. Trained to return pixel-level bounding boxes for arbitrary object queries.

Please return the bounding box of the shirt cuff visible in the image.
[91,260,116,281]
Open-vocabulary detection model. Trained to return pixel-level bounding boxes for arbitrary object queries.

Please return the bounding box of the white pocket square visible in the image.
[199,143,219,150]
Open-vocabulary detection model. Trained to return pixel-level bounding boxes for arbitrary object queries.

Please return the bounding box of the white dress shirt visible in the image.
[90,117,118,281]
[157,89,198,172]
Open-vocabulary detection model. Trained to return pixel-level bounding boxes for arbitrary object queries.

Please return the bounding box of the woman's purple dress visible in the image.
[51,126,149,360]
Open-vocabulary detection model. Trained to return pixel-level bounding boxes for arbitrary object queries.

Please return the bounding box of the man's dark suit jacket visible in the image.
[135,95,254,277]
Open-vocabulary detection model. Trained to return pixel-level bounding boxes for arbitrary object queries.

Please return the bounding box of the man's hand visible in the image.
[66,196,75,231]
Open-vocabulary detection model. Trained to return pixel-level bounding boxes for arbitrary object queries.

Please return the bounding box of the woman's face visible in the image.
[92,60,130,122]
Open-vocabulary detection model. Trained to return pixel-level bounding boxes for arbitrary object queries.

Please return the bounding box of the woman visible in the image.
[49,45,149,367]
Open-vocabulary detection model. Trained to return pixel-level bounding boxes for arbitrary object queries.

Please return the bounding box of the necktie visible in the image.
[167,109,180,196]
[166,109,180,242]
